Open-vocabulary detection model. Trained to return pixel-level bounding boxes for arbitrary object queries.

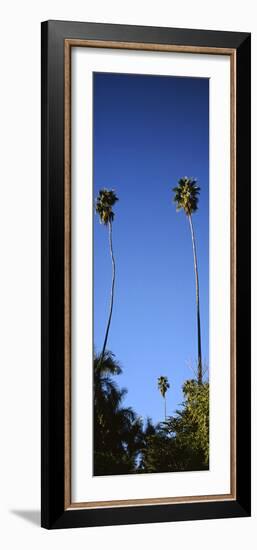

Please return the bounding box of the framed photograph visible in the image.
[41,20,251,529]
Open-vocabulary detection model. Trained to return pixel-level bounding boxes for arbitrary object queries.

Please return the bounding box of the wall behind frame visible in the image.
[0,0,254,548]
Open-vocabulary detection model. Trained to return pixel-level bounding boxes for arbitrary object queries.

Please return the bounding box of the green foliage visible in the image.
[95,188,119,225]
[157,376,170,398]
[140,379,209,473]
[181,379,209,462]
[139,430,178,473]
[173,177,200,216]
[94,350,209,476]
[94,351,144,476]
[164,379,209,466]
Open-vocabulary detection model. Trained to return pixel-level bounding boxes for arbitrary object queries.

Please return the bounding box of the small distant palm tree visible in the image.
[172,177,203,384]
[158,376,170,420]
[95,189,119,364]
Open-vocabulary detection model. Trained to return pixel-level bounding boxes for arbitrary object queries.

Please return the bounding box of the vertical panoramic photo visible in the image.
[93,72,209,476]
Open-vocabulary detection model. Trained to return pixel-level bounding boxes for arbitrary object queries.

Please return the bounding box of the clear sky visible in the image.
[93,72,209,425]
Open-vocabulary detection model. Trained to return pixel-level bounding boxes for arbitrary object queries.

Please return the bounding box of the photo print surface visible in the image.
[93,72,209,476]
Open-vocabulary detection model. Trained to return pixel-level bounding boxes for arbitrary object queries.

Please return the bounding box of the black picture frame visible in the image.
[41,20,251,529]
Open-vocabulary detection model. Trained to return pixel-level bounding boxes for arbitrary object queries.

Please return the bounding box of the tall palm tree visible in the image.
[173,177,203,385]
[158,376,170,420]
[95,189,119,363]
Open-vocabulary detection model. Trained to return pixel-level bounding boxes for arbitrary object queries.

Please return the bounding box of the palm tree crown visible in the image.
[173,177,200,216]
[158,376,170,420]
[95,189,119,225]
[158,376,170,398]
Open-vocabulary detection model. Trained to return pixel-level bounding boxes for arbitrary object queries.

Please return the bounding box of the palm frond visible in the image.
[95,188,119,225]
[157,376,170,398]
[172,177,200,216]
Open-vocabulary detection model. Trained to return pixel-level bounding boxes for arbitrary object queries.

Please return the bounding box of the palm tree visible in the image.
[158,376,170,420]
[93,351,143,475]
[172,177,203,385]
[94,350,123,413]
[95,189,119,363]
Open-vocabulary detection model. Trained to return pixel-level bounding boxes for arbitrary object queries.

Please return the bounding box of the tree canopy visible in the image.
[173,177,200,216]
[94,351,209,476]
[95,188,119,225]
[94,351,143,475]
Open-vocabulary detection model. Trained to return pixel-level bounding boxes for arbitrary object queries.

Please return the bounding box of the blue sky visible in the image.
[93,72,209,425]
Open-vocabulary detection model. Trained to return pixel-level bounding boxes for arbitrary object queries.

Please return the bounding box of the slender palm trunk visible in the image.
[188,214,203,385]
[164,396,167,421]
[100,220,116,363]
